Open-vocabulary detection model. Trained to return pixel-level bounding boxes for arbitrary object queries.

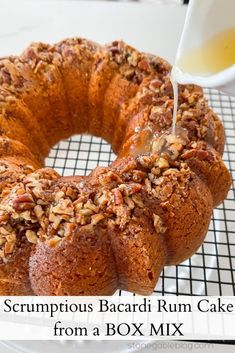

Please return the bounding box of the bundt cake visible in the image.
[0,38,231,295]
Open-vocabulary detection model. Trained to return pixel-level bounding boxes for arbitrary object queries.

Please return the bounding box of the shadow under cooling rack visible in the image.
[45,88,235,296]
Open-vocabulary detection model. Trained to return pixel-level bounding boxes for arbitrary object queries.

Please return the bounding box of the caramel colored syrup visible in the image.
[129,126,154,157]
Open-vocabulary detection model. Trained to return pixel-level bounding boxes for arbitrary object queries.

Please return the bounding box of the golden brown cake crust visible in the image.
[0,38,232,295]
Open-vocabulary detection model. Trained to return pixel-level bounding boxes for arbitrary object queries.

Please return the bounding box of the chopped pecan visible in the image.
[145,178,152,193]
[84,200,99,213]
[4,241,15,254]
[138,92,153,105]
[151,167,160,176]
[34,204,44,219]
[119,183,142,196]
[0,226,10,235]
[0,238,6,246]
[95,193,109,207]
[0,224,13,235]
[156,157,169,169]
[108,46,120,55]
[113,189,123,205]
[180,150,195,160]
[54,191,65,202]
[20,210,33,221]
[152,136,165,154]
[0,212,10,222]
[148,172,159,185]
[150,106,172,128]
[138,59,150,71]
[138,155,153,169]
[65,187,77,200]
[46,236,61,248]
[124,196,135,209]
[132,170,146,183]
[127,51,138,67]
[51,198,74,216]
[100,171,123,186]
[76,213,87,225]
[6,233,16,243]
[195,150,211,161]
[16,188,25,195]
[160,80,173,96]
[149,79,162,91]
[64,223,75,237]
[107,171,123,183]
[91,214,105,225]
[163,168,179,176]
[78,208,93,216]
[26,230,38,244]
[132,194,144,208]
[74,202,83,211]
[181,148,212,161]
[49,213,61,229]
[12,193,35,211]
[166,134,184,146]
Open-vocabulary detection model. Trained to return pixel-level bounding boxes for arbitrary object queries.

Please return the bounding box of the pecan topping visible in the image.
[12,193,35,211]
[118,183,142,196]
[46,236,61,248]
[181,147,213,162]
[91,214,105,225]
[138,59,150,72]
[149,79,162,91]
[26,230,38,244]
[113,189,123,205]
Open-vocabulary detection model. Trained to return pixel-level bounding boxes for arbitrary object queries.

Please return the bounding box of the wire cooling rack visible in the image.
[46,88,235,296]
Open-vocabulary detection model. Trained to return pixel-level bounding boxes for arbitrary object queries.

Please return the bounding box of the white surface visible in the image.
[0,0,186,64]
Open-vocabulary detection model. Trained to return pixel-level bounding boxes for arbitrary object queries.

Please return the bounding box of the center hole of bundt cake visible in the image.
[45,135,115,176]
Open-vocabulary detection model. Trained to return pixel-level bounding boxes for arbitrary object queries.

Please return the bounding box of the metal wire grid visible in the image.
[45,88,235,296]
